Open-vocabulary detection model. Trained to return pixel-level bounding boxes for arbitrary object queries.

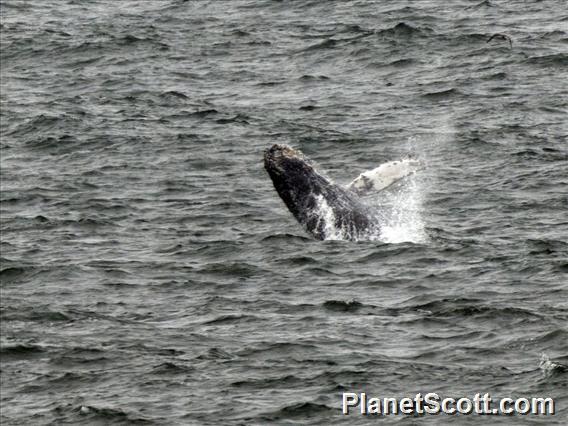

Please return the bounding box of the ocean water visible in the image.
[1,0,567,424]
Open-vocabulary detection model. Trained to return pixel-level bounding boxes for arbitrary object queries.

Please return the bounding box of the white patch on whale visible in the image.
[312,194,343,240]
[347,159,421,195]
[311,194,383,242]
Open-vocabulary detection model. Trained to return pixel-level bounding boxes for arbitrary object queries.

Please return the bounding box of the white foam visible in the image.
[539,353,562,378]
[379,179,427,244]
[375,159,428,244]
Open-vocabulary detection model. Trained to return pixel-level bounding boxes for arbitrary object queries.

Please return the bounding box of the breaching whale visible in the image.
[264,144,419,241]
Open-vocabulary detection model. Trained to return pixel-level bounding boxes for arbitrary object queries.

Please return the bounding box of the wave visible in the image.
[401,298,545,321]
[322,300,365,312]
[61,404,152,424]
[376,22,429,38]
[150,362,194,375]
[257,402,335,422]
[526,53,568,67]
[1,307,71,322]
[1,344,46,361]
[421,88,461,100]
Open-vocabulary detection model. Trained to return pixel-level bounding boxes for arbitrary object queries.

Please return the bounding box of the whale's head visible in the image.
[264,144,312,179]
[264,144,330,222]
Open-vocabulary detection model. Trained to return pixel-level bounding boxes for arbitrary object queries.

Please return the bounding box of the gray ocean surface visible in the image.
[1,0,567,424]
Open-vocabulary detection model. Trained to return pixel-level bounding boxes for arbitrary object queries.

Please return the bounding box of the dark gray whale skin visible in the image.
[264,144,380,240]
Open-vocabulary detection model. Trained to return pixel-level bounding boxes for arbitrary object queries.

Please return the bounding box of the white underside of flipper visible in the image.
[347,159,421,195]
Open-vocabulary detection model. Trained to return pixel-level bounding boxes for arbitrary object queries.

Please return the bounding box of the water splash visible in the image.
[377,168,428,244]
[539,353,567,378]
[309,165,427,244]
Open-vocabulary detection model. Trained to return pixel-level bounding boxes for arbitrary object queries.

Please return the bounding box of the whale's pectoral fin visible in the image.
[347,159,421,195]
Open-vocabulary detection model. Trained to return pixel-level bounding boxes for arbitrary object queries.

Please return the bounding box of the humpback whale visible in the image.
[264,144,419,241]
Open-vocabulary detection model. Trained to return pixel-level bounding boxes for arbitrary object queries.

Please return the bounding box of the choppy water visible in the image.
[1,0,567,424]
